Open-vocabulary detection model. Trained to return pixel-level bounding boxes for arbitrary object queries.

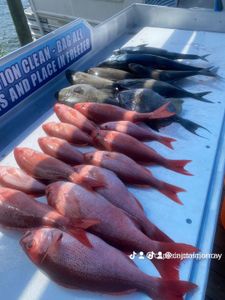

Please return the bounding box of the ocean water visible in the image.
[0,0,30,57]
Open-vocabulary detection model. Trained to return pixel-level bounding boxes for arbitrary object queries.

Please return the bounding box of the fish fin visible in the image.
[69,172,106,189]
[72,218,100,230]
[199,66,221,78]
[146,279,197,300]
[142,218,174,243]
[157,136,176,149]
[148,102,175,120]
[139,43,149,47]
[120,250,138,267]
[123,208,174,243]
[195,91,212,97]
[193,92,213,103]
[164,159,192,176]
[200,54,210,62]
[156,181,185,204]
[170,98,184,109]
[107,289,137,296]
[40,231,63,265]
[69,229,93,248]
[208,66,222,78]
[152,242,198,280]
[134,196,144,211]
[174,116,210,136]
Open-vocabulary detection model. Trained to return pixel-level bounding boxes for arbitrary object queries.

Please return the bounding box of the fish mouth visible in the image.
[65,69,73,84]
[20,230,33,248]
[113,49,121,55]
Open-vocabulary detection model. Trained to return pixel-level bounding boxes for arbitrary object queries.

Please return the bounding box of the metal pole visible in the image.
[7,0,33,46]
[214,0,223,11]
[29,0,45,36]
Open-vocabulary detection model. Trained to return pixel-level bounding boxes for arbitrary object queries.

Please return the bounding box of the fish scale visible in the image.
[0,166,46,197]
[46,181,198,280]
[13,147,105,189]
[73,164,173,243]
[100,120,176,149]
[0,187,97,240]
[20,228,197,299]
[92,129,192,177]
[84,150,186,204]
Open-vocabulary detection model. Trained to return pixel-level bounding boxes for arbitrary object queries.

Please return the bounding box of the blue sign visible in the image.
[0,20,92,117]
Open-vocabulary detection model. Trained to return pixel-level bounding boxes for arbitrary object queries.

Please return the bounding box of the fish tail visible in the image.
[142,218,174,243]
[174,116,210,136]
[156,136,176,149]
[199,66,220,78]
[145,278,197,300]
[68,228,93,248]
[151,242,198,280]
[195,91,211,97]
[146,102,175,120]
[155,180,186,204]
[200,54,210,61]
[164,159,192,176]
[69,172,106,188]
[193,91,213,103]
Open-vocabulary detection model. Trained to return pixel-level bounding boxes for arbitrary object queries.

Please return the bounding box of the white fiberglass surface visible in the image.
[1,26,225,300]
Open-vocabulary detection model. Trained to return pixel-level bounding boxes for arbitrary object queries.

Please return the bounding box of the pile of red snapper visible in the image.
[0,102,198,299]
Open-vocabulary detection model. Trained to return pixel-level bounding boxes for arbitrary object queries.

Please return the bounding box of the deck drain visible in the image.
[206,145,210,149]
[186,218,192,224]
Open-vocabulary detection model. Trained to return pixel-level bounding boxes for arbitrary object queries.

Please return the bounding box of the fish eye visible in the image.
[74,87,83,94]
[26,240,35,249]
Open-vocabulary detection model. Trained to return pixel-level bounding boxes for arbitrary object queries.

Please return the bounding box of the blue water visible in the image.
[0,0,30,56]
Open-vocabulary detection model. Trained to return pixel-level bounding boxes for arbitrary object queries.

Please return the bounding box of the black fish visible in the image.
[57,84,118,106]
[129,63,218,82]
[99,53,214,72]
[114,44,210,61]
[117,89,210,136]
[116,78,212,103]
